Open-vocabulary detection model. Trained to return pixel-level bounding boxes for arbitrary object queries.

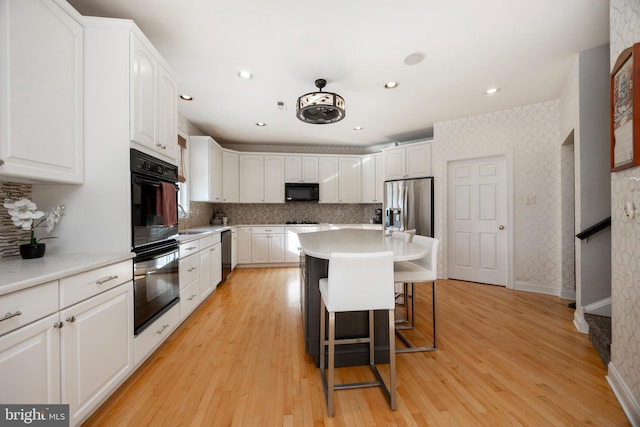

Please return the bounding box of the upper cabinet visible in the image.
[285,155,318,183]
[384,140,432,180]
[239,154,284,203]
[0,0,83,183]
[130,32,178,164]
[189,136,222,202]
[361,153,385,203]
[222,149,239,202]
[318,156,361,203]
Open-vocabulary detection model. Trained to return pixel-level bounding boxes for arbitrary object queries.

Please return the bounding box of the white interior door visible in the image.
[448,156,508,285]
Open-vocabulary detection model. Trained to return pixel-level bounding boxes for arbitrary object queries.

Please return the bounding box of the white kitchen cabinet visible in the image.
[0,0,83,183]
[338,156,361,203]
[199,236,214,299]
[222,150,239,202]
[264,155,285,203]
[0,313,61,404]
[189,136,223,202]
[61,282,133,426]
[239,154,264,203]
[134,303,179,366]
[285,226,320,263]
[239,154,284,203]
[361,153,385,203]
[211,242,222,287]
[130,32,178,163]
[237,226,253,264]
[251,226,285,263]
[384,140,432,180]
[231,228,238,269]
[319,156,339,203]
[285,155,319,183]
[158,62,178,162]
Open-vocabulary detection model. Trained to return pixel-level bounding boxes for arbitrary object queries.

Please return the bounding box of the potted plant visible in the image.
[4,198,65,259]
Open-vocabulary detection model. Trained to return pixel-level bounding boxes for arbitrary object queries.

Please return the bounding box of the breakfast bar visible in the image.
[297,229,428,367]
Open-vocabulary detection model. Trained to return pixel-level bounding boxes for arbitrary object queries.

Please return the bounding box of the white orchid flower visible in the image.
[4,198,65,244]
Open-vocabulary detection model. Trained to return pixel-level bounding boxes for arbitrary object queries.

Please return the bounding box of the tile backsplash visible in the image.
[0,182,33,258]
[179,202,381,229]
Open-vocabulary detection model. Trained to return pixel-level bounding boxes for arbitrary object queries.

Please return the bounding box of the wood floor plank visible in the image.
[83,268,629,426]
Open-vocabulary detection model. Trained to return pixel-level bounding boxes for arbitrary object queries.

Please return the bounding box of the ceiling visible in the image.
[66,0,609,149]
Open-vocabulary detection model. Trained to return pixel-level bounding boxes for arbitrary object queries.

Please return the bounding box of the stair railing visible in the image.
[576,216,611,241]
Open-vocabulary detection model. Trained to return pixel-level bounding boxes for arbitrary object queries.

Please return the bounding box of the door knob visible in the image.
[498,225,505,230]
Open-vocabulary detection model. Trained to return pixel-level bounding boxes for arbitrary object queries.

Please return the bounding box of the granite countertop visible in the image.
[0,252,135,296]
[297,228,426,261]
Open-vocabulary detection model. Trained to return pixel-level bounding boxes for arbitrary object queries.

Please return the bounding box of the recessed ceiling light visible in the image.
[238,71,253,79]
[256,122,266,127]
[384,81,399,89]
[179,94,193,101]
[354,126,363,131]
[484,87,501,96]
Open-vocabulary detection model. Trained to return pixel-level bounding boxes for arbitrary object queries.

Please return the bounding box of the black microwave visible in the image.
[285,183,319,202]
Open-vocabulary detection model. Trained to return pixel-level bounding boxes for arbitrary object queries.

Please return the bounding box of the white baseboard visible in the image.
[513,280,560,296]
[607,361,640,426]
[584,297,612,317]
[573,306,589,334]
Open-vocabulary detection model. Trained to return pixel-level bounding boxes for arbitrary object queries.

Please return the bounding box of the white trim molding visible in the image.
[607,361,640,426]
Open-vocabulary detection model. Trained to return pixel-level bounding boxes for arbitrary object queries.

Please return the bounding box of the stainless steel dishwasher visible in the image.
[221,229,232,282]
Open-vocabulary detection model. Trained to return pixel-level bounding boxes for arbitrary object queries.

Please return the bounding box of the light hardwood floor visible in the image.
[84,267,629,426]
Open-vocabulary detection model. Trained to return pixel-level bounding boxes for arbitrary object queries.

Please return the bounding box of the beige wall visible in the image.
[609,0,640,422]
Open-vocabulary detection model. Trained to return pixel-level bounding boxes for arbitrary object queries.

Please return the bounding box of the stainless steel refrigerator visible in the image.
[383,177,434,237]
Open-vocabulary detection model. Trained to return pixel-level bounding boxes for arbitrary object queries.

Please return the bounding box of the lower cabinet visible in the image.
[134,303,180,366]
[61,283,133,426]
[0,272,133,427]
[251,226,285,263]
[237,226,252,264]
[0,313,61,404]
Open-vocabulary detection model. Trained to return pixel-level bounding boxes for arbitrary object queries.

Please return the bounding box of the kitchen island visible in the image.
[297,229,427,367]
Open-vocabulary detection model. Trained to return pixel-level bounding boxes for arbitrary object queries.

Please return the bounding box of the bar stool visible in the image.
[319,251,396,417]
[390,231,412,322]
[393,235,439,353]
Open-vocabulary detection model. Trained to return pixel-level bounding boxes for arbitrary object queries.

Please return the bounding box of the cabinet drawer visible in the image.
[60,260,132,309]
[179,280,200,320]
[252,226,284,234]
[134,303,180,366]
[199,235,214,249]
[179,253,199,289]
[0,281,59,337]
[179,240,200,258]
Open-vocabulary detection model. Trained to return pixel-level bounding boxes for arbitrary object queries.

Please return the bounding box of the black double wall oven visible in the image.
[130,149,180,335]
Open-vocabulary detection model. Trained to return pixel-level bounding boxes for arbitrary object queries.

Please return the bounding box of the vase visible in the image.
[19,243,46,259]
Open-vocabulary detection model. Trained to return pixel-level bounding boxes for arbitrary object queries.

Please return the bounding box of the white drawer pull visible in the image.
[0,311,22,322]
[156,324,170,334]
[96,275,118,285]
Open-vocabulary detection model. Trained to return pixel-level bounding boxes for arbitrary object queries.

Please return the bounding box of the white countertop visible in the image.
[297,229,427,261]
[0,252,135,296]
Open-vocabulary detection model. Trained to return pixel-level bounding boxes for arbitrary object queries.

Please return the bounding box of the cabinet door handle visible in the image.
[0,311,22,322]
[186,246,197,251]
[156,324,170,334]
[188,267,197,272]
[156,143,167,150]
[66,316,77,323]
[54,321,64,329]
[188,294,198,300]
[96,275,118,285]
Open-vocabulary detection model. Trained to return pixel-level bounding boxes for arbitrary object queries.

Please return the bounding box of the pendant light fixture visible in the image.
[296,79,345,124]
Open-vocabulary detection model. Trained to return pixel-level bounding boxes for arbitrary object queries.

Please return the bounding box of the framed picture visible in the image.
[611,44,640,171]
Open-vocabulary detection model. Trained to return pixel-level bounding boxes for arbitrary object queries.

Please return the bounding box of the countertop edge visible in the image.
[0,252,135,296]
